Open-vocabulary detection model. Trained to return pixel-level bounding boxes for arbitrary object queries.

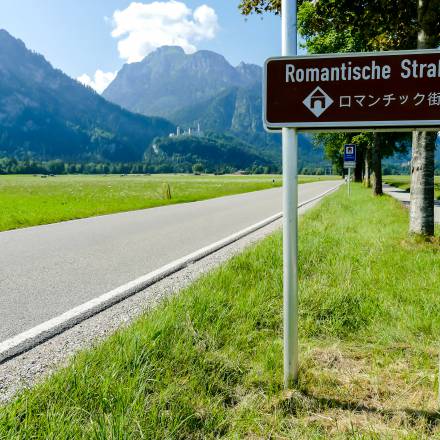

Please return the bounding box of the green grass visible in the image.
[384,174,440,199]
[0,174,338,232]
[2,184,439,439]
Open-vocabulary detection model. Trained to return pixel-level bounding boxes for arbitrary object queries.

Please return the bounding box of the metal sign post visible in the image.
[281,0,298,388]
[348,168,351,196]
[343,144,356,197]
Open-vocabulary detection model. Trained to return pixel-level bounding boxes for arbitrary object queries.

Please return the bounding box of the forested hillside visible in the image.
[0,30,174,163]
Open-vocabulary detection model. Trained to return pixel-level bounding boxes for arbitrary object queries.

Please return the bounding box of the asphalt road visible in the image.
[0,180,340,342]
[383,185,440,223]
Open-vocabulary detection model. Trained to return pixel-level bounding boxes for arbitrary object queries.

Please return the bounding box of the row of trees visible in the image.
[0,157,284,176]
[0,157,334,176]
[239,0,440,237]
[313,132,411,189]
[0,158,166,175]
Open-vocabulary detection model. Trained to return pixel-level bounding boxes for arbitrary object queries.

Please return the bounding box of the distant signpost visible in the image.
[344,144,356,168]
[344,144,357,196]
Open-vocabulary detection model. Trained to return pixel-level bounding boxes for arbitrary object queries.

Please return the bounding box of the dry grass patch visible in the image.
[275,344,440,438]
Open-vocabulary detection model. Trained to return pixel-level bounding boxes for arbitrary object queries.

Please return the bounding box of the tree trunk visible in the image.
[372,133,382,196]
[354,148,363,182]
[409,130,436,235]
[364,148,371,187]
[409,0,438,235]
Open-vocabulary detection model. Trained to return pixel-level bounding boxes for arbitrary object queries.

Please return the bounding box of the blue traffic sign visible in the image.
[344,144,356,162]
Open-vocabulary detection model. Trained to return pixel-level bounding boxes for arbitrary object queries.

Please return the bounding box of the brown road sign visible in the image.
[264,50,440,131]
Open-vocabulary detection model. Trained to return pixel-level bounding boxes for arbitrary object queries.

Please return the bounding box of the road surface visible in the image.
[383,185,440,223]
[0,180,340,342]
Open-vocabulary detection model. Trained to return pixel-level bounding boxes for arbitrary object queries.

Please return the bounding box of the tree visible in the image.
[239,0,440,53]
[239,0,438,229]
[192,163,204,174]
[312,132,350,176]
[409,1,439,236]
[313,130,408,195]
[352,133,374,188]
[47,160,65,175]
[239,0,421,51]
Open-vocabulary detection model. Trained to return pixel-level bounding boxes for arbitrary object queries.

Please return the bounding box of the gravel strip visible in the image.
[0,200,320,404]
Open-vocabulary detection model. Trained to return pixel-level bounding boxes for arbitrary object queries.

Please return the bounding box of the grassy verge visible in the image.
[384,175,440,199]
[0,174,337,232]
[2,184,439,439]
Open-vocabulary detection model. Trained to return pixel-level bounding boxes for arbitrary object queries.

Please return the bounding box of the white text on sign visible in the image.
[285,59,440,83]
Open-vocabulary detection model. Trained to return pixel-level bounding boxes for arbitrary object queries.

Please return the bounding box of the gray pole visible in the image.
[348,168,351,196]
[282,0,298,387]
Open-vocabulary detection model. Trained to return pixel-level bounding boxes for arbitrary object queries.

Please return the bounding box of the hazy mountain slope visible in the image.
[169,83,265,139]
[0,30,175,162]
[169,87,240,133]
[103,46,261,118]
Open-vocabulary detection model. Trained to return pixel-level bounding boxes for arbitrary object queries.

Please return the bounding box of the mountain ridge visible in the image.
[103,46,262,118]
[0,29,174,162]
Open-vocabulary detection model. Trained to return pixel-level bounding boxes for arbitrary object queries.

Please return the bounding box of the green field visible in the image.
[384,175,440,199]
[2,185,440,438]
[0,174,339,232]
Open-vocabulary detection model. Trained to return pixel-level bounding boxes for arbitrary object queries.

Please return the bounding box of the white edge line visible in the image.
[0,183,342,363]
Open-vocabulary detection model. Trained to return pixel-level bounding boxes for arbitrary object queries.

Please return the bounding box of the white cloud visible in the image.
[111,1,219,63]
[77,70,117,94]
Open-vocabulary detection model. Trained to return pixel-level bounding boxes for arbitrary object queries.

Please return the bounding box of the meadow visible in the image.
[2,185,440,438]
[384,174,440,199]
[0,174,338,232]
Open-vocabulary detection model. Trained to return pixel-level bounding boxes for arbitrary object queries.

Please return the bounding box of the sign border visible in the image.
[263,49,440,132]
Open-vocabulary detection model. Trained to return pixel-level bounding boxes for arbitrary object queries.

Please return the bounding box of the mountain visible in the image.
[169,84,261,136]
[103,46,330,170]
[168,83,272,146]
[103,46,261,118]
[169,84,328,170]
[0,30,175,162]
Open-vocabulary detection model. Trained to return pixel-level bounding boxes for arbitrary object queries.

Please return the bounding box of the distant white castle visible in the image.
[169,123,203,138]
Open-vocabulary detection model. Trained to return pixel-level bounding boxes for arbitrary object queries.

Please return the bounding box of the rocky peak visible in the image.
[103,46,262,117]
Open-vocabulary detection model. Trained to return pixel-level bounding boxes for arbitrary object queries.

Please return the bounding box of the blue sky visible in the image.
[0,0,281,92]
